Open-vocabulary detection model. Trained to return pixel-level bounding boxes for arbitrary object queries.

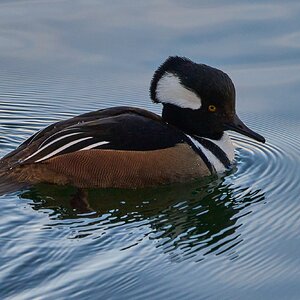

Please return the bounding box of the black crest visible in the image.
[150,56,235,106]
[150,56,193,103]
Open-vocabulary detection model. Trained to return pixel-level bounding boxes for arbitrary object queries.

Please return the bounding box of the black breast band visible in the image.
[195,136,231,169]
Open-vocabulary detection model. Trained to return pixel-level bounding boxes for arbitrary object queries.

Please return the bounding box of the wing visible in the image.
[15,106,161,149]
[3,106,160,162]
[15,107,186,165]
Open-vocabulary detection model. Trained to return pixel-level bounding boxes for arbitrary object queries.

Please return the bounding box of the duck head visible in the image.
[150,56,265,143]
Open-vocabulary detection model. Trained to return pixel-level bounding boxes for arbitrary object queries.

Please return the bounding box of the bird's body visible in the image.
[0,57,265,189]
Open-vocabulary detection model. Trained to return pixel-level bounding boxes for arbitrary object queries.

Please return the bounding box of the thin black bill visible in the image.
[224,114,266,143]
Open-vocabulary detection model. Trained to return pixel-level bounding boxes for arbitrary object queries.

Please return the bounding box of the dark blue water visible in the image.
[1,1,300,299]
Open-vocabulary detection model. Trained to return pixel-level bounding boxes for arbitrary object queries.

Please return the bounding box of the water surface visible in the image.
[1,1,300,299]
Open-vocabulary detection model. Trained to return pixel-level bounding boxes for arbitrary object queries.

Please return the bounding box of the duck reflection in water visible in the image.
[20,175,265,261]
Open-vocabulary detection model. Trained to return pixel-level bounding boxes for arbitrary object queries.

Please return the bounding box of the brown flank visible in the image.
[9,144,210,188]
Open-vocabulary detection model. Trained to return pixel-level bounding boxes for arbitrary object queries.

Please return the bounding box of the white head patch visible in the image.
[156,72,202,109]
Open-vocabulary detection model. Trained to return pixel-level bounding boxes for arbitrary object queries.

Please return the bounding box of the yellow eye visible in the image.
[208,105,217,112]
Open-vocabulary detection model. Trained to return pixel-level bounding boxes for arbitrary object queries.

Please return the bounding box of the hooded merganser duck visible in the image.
[0,56,265,189]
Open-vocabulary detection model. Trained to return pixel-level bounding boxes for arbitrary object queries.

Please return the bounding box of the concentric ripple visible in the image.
[232,116,300,214]
[231,117,300,194]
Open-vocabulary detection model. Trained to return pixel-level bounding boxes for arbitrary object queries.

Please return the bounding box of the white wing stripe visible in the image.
[39,128,80,149]
[79,141,109,151]
[22,132,82,162]
[35,137,94,162]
